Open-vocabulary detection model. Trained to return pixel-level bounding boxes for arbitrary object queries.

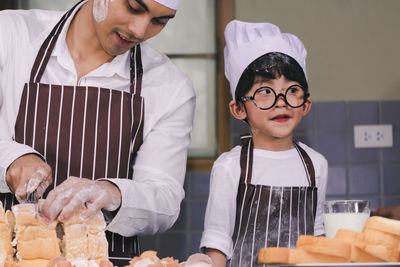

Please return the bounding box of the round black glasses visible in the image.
[240,84,310,110]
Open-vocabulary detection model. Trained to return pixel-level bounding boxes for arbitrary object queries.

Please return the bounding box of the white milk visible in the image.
[323,212,370,238]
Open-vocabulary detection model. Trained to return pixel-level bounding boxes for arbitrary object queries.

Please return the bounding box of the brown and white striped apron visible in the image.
[0,1,144,266]
[228,134,317,267]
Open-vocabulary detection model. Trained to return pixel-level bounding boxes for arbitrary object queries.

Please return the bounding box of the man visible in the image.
[0,0,195,264]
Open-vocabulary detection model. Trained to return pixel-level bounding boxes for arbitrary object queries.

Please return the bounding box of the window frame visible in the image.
[186,0,234,172]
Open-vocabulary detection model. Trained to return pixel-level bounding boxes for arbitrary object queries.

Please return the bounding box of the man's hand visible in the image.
[39,177,122,223]
[6,154,52,202]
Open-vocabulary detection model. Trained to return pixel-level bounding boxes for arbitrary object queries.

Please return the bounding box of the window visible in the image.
[147,1,217,158]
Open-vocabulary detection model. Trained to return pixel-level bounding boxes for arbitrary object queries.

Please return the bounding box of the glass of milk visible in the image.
[323,200,370,238]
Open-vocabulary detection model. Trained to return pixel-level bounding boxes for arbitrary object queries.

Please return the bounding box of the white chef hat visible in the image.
[154,0,183,10]
[224,20,308,99]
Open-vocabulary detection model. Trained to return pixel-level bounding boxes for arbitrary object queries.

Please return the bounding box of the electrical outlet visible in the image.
[354,124,393,148]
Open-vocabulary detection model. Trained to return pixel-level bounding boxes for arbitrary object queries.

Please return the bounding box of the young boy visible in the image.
[200,20,328,267]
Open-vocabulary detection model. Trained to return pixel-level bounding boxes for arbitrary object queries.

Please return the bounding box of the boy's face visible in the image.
[230,75,312,150]
[91,0,176,56]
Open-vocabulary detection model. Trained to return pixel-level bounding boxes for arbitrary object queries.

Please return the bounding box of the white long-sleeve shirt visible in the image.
[200,143,328,259]
[0,4,195,236]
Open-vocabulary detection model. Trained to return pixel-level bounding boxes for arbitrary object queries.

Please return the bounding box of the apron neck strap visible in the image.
[239,135,316,186]
[130,45,143,95]
[29,0,83,83]
[29,0,143,96]
[294,142,316,187]
[239,134,254,184]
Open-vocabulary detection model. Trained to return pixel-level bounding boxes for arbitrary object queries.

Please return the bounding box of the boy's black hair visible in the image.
[235,52,309,103]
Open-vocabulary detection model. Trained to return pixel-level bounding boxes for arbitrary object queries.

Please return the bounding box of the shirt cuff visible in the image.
[98,178,143,235]
[0,142,45,193]
[200,229,233,259]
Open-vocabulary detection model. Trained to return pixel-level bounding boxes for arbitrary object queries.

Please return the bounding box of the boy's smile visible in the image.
[230,75,312,151]
[271,113,291,123]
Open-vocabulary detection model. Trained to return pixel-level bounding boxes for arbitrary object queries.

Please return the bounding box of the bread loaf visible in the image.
[126,250,179,267]
[12,203,60,261]
[258,216,400,264]
[364,216,400,236]
[289,248,350,264]
[12,204,56,228]
[335,229,386,262]
[257,245,351,265]
[0,202,110,266]
[62,211,108,262]
[47,257,73,267]
[88,233,108,261]
[364,216,400,261]
[13,259,49,267]
[296,235,351,261]
[0,205,14,263]
[47,257,113,267]
[69,259,113,267]
[257,247,290,264]
[63,224,89,260]
[363,228,399,261]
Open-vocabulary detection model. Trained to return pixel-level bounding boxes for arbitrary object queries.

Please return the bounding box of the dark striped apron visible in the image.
[1,1,144,266]
[228,134,318,267]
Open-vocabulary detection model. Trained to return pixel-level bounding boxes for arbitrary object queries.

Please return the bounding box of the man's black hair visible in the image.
[235,52,308,103]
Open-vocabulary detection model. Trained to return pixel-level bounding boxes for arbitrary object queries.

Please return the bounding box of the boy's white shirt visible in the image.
[200,142,328,259]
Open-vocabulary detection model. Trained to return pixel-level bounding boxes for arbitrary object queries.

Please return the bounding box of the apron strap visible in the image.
[29,0,142,96]
[130,45,143,95]
[239,135,316,187]
[294,143,316,187]
[29,0,83,83]
[239,133,253,184]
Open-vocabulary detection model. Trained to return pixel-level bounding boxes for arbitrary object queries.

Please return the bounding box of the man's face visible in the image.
[92,0,176,56]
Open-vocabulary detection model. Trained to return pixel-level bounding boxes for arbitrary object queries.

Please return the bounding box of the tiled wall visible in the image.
[140,100,400,261]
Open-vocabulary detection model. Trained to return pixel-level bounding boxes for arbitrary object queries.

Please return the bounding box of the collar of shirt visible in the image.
[45,0,130,81]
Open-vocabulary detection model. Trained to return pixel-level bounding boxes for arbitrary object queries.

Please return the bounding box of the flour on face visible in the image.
[93,0,110,22]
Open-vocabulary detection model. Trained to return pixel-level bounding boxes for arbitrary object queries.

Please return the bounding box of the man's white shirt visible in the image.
[0,3,195,236]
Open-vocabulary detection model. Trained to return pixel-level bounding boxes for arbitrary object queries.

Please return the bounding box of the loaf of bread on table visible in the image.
[258,215,400,264]
[296,235,352,261]
[257,247,290,264]
[47,256,113,267]
[47,257,73,267]
[258,236,352,265]
[336,228,396,262]
[11,203,60,261]
[3,203,111,266]
[364,216,400,236]
[126,250,179,267]
[62,212,108,260]
[68,259,113,267]
[363,216,400,261]
[13,259,49,267]
[62,210,108,262]
[0,203,14,264]
[258,247,350,265]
